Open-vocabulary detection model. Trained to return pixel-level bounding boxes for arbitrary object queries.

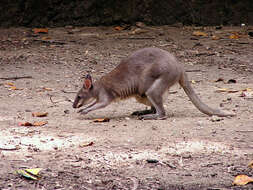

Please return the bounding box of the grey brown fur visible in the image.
[73,47,235,119]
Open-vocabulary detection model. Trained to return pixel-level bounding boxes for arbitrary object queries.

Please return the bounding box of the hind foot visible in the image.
[138,113,166,120]
[132,107,156,116]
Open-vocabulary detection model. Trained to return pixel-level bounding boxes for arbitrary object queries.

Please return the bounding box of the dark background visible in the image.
[0,0,253,27]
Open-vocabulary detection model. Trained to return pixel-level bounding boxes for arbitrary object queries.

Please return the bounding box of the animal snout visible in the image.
[73,101,83,108]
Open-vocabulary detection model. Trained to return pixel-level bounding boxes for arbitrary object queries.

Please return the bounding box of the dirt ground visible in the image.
[0,25,253,190]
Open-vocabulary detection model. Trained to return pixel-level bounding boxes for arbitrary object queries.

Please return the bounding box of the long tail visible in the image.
[179,71,235,117]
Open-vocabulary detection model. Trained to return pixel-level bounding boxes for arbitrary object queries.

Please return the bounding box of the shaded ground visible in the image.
[0,25,253,189]
[1,0,253,27]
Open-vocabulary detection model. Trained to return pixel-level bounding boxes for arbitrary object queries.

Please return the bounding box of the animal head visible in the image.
[72,74,94,108]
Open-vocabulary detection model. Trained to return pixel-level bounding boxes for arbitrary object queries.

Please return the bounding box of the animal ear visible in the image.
[83,74,93,89]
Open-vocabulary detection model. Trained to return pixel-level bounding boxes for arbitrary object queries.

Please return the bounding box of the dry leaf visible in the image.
[32,28,48,34]
[37,87,53,92]
[215,78,224,82]
[229,34,239,39]
[25,168,42,175]
[18,121,48,127]
[10,86,17,90]
[215,88,228,92]
[226,90,239,93]
[33,121,48,126]
[114,26,124,31]
[212,35,220,40]
[8,85,23,90]
[93,118,110,122]
[215,88,239,93]
[32,112,48,117]
[41,36,51,41]
[36,87,53,92]
[18,122,33,126]
[248,160,253,169]
[6,82,14,86]
[79,142,94,148]
[16,168,42,180]
[43,87,53,91]
[233,174,253,186]
[130,28,147,35]
[193,31,208,37]
[242,88,252,92]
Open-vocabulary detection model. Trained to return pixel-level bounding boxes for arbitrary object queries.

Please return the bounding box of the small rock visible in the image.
[240,91,253,98]
[65,25,74,29]
[171,22,183,28]
[136,160,141,165]
[135,22,146,28]
[197,121,204,127]
[146,159,159,163]
[215,26,222,30]
[215,78,224,82]
[210,173,217,177]
[227,79,236,84]
[64,110,70,114]
[152,126,157,130]
[210,116,224,122]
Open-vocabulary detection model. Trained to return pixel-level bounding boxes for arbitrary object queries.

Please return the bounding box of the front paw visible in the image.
[78,109,88,115]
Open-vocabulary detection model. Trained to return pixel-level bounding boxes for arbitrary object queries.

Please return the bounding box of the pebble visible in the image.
[210,116,224,122]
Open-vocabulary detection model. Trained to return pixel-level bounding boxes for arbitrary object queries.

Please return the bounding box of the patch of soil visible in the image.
[0,25,253,189]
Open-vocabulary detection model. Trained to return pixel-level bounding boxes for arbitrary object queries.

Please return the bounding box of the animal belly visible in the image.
[135,95,152,106]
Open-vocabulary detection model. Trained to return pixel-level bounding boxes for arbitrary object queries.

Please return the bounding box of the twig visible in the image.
[129,177,138,190]
[64,97,73,103]
[160,161,177,169]
[49,94,73,104]
[237,42,250,45]
[200,162,223,167]
[0,76,32,80]
[61,89,77,94]
[236,130,253,133]
[159,43,172,47]
[0,147,20,151]
[33,39,66,45]
[116,37,155,40]
[186,69,203,72]
[49,95,56,104]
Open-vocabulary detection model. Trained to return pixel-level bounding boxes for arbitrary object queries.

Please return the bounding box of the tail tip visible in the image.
[217,111,236,117]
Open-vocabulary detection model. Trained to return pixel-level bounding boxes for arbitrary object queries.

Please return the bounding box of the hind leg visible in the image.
[132,95,156,116]
[139,78,168,120]
[139,96,166,120]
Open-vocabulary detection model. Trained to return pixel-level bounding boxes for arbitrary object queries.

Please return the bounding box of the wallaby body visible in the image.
[73,47,235,119]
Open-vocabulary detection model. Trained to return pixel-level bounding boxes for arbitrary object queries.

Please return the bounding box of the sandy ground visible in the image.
[0,25,253,189]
